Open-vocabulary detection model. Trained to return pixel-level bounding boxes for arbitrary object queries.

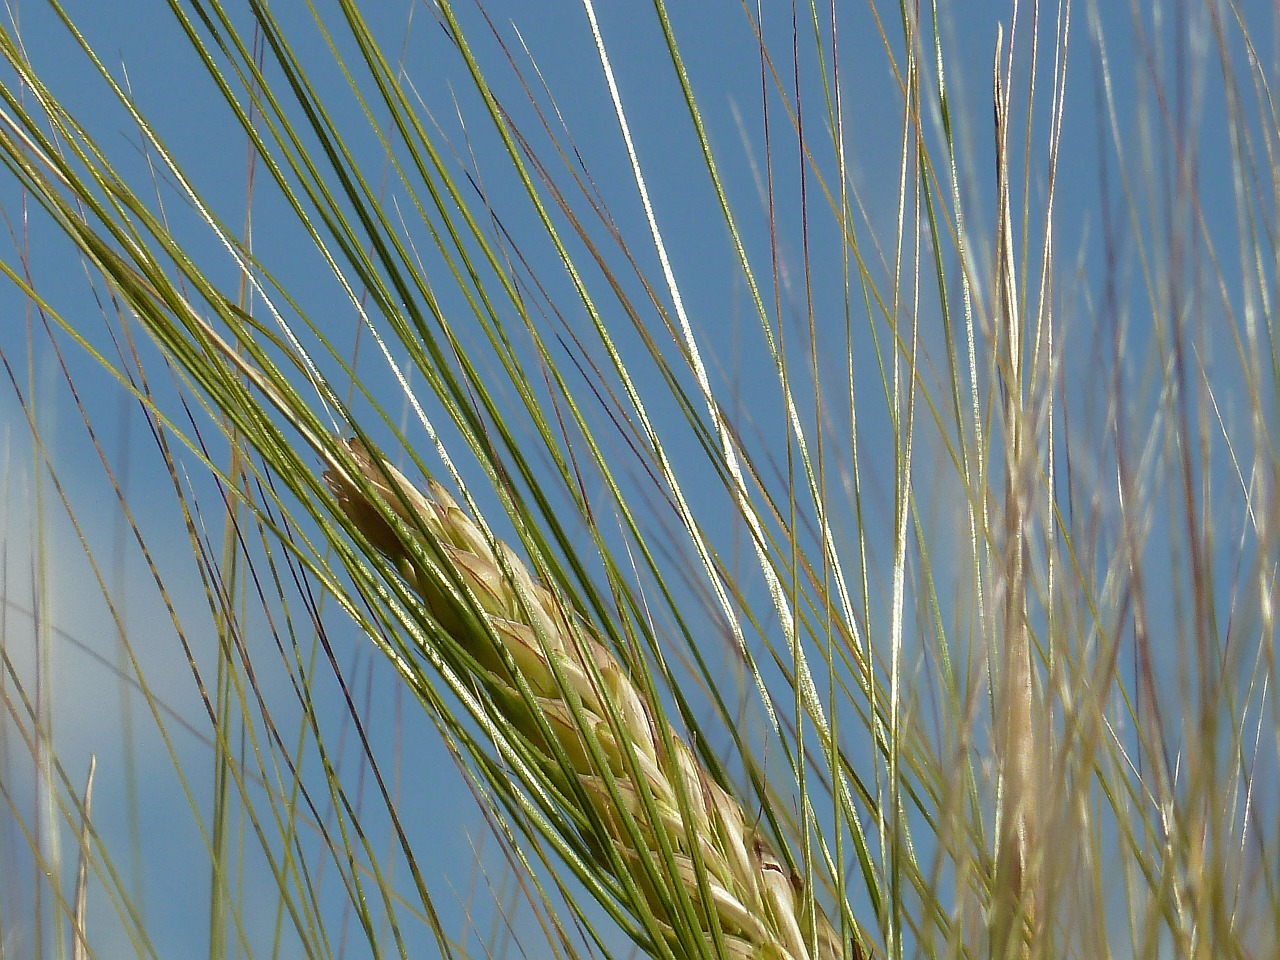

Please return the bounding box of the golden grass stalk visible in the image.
[324,437,857,960]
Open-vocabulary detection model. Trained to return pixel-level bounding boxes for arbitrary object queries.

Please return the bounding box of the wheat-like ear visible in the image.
[324,437,861,960]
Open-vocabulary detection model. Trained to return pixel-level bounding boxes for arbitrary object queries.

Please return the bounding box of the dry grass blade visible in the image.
[73,755,96,960]
[324,437,861,960]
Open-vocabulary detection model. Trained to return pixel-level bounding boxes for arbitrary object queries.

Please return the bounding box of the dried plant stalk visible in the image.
[325,438,855,960]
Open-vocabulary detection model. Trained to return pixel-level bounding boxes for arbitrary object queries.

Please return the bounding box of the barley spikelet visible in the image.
[325,438,857,960]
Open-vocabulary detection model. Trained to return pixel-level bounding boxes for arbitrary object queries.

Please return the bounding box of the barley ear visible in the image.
[324,437,863,960]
